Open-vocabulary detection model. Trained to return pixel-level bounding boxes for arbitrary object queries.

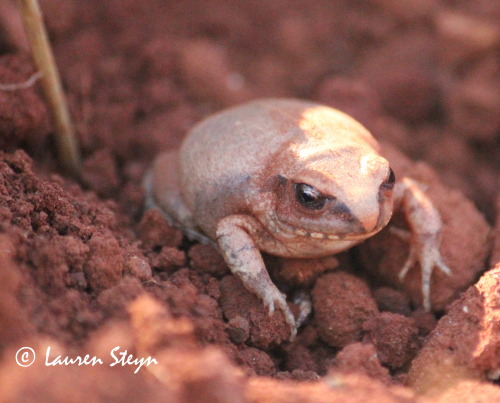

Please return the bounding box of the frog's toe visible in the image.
[421,253,453,311]
[398,246,417,281]
[276,299,297,341]
[263,295,276,316]
[293,290,312,328]
[396,232,453,311]
[262,290,297,340]
[262,288,284,315]
[436,257,452,276]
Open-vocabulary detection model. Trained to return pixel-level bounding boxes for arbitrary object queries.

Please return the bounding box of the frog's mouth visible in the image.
[273,215,385,241]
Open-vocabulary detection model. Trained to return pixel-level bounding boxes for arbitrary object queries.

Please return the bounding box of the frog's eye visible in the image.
[381,168,395,190]
[294,183,327,210]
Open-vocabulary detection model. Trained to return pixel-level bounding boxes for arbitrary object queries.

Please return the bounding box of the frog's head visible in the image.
[255,103,395,256]
[273,148,394,239]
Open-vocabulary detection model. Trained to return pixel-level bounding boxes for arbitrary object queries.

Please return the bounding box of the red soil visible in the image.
[0,0,498,401]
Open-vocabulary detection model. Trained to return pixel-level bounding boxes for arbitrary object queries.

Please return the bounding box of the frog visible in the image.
[144,98,451,339]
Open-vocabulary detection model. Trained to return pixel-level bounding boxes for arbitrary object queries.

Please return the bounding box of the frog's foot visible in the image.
[262,287,297,341]
[293,290,312,329]
[217,214,297,341]
[391,227,452,311]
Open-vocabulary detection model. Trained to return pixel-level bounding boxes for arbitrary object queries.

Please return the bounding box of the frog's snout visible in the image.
[357,199,392,235]
[339,164,394,236]
[359,211,380,234]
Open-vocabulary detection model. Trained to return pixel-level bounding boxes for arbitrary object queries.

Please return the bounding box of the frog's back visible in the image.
[178,100,306,216]
[178,98,377,235]
[180,99,313,179]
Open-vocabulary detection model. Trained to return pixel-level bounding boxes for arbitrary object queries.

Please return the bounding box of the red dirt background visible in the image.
[0,0,498,401]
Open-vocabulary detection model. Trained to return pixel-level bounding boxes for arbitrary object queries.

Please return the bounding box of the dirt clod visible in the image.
[0,0,497,401]
[312,272,379,348]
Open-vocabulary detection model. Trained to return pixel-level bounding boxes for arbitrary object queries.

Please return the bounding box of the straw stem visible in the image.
[17,0,81,176]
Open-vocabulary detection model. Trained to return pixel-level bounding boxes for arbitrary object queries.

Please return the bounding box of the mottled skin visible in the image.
[145,98,451,339]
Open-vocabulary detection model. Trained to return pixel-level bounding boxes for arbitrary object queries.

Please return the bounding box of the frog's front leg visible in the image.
[391,177,452,311]
[216,215,297,340]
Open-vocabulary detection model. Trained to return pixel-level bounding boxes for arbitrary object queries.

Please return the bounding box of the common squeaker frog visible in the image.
[144,98,451,339]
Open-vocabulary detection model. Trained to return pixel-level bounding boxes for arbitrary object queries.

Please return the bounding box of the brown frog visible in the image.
[144,98,451,339]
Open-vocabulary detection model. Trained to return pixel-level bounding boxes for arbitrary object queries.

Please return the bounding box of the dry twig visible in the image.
[17,0,81,176]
